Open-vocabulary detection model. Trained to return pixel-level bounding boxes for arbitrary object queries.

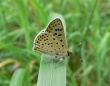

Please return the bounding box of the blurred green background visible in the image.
[0,0,110,86]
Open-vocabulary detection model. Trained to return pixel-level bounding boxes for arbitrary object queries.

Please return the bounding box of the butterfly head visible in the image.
[67,51,72,56]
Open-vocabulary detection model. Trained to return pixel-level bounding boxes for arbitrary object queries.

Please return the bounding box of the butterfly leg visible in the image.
[55,58,63,69]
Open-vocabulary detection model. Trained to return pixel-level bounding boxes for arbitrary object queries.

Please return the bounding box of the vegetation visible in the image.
[0,0,110,86]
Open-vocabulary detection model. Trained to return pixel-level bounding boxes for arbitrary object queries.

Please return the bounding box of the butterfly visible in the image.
[33,18,72,64]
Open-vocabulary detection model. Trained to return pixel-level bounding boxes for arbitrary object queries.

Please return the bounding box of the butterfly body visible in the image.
[33,18,71,61]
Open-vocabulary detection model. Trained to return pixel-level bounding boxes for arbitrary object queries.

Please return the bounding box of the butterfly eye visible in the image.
[67,51,72,56]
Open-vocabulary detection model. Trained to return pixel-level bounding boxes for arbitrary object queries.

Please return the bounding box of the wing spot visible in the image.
[62,45,64,47]
[51,45,53,47]
[53,38,55,40]
[55,29,57,31]
[56,42,58,44]
[60,40,63,42]
[34,48,36,50]
[54,33,57,35]
[58,34,62,36]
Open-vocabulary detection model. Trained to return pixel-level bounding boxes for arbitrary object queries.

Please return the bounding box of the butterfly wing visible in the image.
[33,32,65,56]
[45,18,68,53]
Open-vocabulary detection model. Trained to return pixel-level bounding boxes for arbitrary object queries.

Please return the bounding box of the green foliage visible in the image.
[9,68,25,86]
[0,0,110,86]
[37,54,66,86]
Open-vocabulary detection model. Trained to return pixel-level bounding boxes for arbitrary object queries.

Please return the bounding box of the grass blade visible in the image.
[9,68,25,86]
[37,54,66,86]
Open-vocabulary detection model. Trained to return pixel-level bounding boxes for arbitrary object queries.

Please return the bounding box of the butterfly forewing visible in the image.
[45,18,68,53]
[33,32,64,56]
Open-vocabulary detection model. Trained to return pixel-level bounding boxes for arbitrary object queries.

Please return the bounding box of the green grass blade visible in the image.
[37,54,66,86]
[9,68,25,86]
[16,0,30,49]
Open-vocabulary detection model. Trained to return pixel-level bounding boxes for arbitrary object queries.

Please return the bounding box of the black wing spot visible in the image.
[62,45,64,47]
[53,38,55,40]
[55,29,57,31]
[54,33,57,35]
[58,34,62,36]
[56,42,58,44]
[51,45,53,47]
[34,48,36,50]
[60,40,63,42]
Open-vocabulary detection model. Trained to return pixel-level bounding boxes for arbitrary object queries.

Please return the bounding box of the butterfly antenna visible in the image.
[73,53,83,62]
[74,43,82,48]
